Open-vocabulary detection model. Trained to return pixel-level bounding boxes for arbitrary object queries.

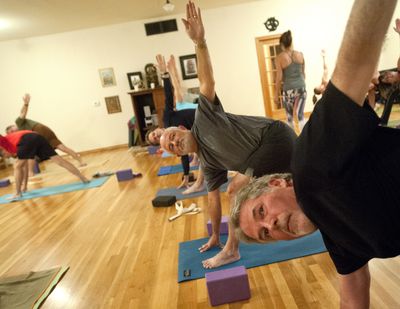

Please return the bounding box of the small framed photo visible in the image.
[105,96,122,114]
[127,71,143,90]
[99,67,116,87]
[179,54,198,80]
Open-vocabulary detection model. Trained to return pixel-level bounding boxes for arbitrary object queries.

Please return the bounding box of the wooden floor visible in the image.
[0,144,399,308]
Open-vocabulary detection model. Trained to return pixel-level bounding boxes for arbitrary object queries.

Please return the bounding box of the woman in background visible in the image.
[275,30,307,131]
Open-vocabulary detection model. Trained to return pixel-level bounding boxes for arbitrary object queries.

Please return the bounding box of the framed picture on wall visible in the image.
[179,54,198,80]
[127,71,143,90]
[105,96,122,114]
[99,67,117,87]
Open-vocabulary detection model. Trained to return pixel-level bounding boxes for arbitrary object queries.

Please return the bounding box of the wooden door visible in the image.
[255,34,286,120]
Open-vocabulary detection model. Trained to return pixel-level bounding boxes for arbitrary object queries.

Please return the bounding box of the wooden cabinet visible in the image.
[128,87,165,145]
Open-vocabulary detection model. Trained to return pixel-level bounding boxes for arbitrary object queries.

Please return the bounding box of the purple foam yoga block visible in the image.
[206,266,251,306]
[148,145,159,155]
[116,169,134,181]
[33,161,40,174]
[207,216,229,236]
[0,179,11,188]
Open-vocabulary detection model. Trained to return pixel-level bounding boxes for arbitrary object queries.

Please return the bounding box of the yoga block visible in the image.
[33,161,40,174]
[116,169,134,181]
[206,266,250,306]
[0,179,11,187]
[148,145,160,155]
[152,195,176,207]
[207,216,229,236]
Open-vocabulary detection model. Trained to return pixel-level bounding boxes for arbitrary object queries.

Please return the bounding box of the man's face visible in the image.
[159,127,195,156]
[6,125,18,134]
[149,128,165,145]
[239,183,316,242]
[382,71,398,84]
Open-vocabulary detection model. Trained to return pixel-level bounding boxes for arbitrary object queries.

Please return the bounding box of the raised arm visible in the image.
[182,1,215,103]
[394,18,400,71]
[156,54,174,112]
[331,0,397,106]
[167,55,184,104]
[321,50,328,84]
[20,94,30,119]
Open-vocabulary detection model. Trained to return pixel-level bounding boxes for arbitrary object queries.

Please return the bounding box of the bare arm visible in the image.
[167,55,184,104]
[331,0,397,106]
[20,94,30,119]
[182,1,215,103]
[339,264,370,309]
[321,50,329,84]
[394,18,400,71]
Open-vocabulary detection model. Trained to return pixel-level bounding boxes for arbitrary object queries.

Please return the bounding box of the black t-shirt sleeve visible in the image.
[181,155,190,176]
[321,232,370,275]
[294,82,380,179]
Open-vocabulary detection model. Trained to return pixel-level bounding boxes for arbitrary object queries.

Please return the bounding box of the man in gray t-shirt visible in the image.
[160,1,296,270]
[192,93,295,193]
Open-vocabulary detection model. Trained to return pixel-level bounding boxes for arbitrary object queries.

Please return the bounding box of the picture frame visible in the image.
[179,54,198,80]
[99,67,116,87]
[105,96,122,114]
[127,71,143,90]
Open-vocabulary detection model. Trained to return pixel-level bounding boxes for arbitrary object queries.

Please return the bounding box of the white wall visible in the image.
[0,0,399,151]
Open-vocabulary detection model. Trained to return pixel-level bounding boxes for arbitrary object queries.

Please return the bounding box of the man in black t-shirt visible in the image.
[232,1,399,308]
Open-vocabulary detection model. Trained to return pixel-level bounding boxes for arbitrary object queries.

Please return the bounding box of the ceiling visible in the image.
[0,0,260,42]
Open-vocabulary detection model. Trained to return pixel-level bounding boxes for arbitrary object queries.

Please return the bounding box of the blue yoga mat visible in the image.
[0,176,110,204]
[156,179,231,200]
[161,151,174,158]
[178,231,326,282]
[157,164,199,176]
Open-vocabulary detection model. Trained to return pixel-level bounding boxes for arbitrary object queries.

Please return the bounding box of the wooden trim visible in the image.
[255,34,282,119]
[78,144,129,155]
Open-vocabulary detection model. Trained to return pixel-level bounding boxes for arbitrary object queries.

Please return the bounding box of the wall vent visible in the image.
[145,19,178,36]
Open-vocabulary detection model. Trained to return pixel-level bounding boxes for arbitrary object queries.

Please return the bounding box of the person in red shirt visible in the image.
[0,131,89,200]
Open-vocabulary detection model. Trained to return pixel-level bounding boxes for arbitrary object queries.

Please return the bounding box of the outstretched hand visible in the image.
[181,1,205,44]
[394,18,400,34]
[23,93,30,105]
[156,54,167,74]
[166,55,176,72]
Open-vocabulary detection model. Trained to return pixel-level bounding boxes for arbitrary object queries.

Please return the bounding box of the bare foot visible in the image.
[202,248,241,269]
[7,193,22,201]
[183,183,205,195]
[198,234,223,253]
[81,176,90,183]
[79,162,88,167]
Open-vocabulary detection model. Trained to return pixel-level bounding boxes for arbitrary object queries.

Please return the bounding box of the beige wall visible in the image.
[0,0,399,151]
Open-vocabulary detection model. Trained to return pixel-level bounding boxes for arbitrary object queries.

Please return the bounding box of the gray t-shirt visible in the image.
[15,117,38,130]
[191,94,274,191]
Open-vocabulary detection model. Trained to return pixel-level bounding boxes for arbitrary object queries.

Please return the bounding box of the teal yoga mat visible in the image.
[157,164,199,176]
[0,176,110,204]
[178,231,326,282]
